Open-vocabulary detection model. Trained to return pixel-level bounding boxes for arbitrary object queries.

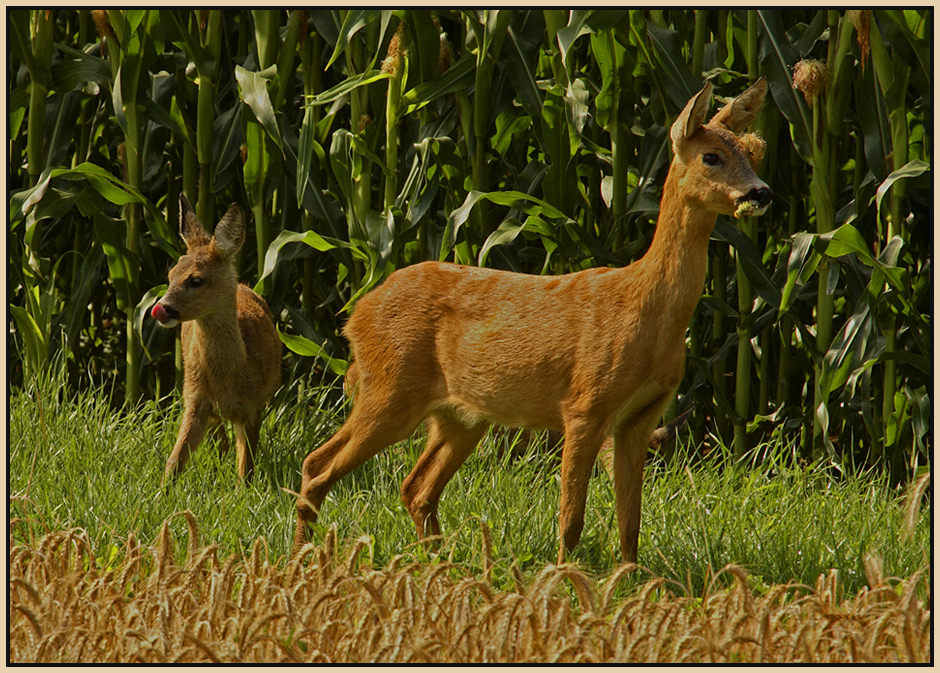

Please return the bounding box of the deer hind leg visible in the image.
[163,401,214,486]
[293,397,428,554]
[612,394,672,565]
[556,416,609,564]
[401,410,489,540]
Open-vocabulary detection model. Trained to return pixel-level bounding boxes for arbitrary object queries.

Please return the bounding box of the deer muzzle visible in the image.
[734,186,773,219]
[151,302,180,329]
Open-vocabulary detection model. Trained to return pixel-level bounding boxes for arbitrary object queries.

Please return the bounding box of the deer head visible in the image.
[151,196,245,329]
[669,78,772,219]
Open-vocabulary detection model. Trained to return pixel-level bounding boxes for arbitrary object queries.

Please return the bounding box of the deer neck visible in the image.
[189,294,247,369]
[635,163,717,330]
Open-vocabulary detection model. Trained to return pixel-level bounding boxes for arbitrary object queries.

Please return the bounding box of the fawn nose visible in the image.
[151,302,179,324]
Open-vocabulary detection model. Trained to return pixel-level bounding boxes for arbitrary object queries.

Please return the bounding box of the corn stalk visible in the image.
[731,11,761,459]
[105,10,160,404]
[6,9,931,477]
[868,11,913,479]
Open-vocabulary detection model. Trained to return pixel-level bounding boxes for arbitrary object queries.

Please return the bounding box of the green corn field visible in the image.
[8,9,931,480]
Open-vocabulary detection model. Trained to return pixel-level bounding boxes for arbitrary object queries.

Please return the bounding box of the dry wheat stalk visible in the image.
[8,518,931,663]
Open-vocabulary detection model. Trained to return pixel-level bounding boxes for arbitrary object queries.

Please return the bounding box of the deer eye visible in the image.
[187,276,205,289]
[702,153,721,167]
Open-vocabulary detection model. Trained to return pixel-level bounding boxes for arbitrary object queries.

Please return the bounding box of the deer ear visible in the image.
[179,194,211,251]
[710,77,767,133]
[670,81,713,150]
[211,204,246,258]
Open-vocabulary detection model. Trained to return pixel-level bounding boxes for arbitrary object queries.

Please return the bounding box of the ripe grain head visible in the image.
[8,516,931,663]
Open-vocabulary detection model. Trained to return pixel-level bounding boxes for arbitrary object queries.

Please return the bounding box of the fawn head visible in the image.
[670,78,772,219]
[151,195,245,329]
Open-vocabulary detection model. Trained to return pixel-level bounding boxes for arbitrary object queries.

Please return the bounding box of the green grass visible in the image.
[9,366,930,596]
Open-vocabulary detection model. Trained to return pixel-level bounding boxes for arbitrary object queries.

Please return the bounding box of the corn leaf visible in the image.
[756,10,812,161]
[236,65,283,152]
[303,69,391,108]
[277,328,349,377]
[874,159,930,222]
[401,54,475,116]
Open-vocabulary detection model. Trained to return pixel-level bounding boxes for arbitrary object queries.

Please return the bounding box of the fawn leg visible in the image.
[163,401,212,485]
[556,417,608,564]
[293,403,426,554]
[612,395,670,565]
[400,411,489,539]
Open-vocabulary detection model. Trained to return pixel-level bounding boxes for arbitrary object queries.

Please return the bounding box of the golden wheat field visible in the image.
[8,513,930,664]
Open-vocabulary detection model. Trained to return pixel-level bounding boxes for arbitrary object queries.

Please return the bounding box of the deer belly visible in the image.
[444,386,565,430]
[439,346,569,429]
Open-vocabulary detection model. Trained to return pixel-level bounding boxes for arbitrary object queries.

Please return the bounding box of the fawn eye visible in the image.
[187,276,205,289]
[702,153,721,167]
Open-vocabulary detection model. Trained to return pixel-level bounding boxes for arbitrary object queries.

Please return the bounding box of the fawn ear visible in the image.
[211,204,246,259]
[671,81,713,150]
[710,77,767,134]
[179,194,211,251]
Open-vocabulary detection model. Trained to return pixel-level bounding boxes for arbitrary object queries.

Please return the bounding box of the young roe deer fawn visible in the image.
[294,80,772,564]
[152,196,281,485]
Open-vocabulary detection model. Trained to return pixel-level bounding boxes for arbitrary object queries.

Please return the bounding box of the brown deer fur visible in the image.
[294,80,772,564]
[152,196,281,484]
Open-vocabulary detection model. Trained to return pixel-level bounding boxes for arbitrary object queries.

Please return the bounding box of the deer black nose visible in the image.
[746,186,773,206]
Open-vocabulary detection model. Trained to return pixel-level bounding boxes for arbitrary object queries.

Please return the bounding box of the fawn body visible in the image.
[152,196,281,484]
[294,80,772,564]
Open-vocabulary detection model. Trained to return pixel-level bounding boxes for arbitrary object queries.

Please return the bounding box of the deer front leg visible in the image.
[557,417,608,564]
[612,394,672,565]
[163,401,212,486]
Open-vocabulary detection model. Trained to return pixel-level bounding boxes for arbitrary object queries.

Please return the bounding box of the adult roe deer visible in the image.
[294,79,772,564]
[151,196,281,484]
